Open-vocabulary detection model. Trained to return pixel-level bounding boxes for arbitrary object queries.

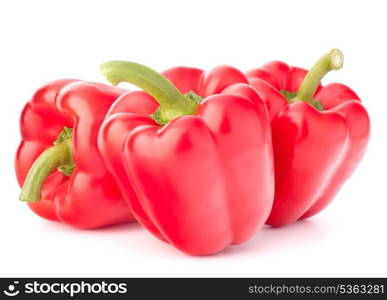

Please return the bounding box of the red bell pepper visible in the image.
[246,49,370,227]
[16,80,134,228]
[98,62,274,255]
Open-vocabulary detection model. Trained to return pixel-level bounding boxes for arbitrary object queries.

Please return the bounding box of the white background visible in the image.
[0,0,386,277]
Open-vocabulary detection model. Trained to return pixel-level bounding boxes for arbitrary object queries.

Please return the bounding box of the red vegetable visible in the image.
[98,62,274,255]
[246,49,370,227]
[16,80,134,228]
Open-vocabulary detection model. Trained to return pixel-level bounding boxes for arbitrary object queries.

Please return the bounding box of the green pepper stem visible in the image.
[295,49,344,103]
[100,61,198,125]
[20,139,73,202]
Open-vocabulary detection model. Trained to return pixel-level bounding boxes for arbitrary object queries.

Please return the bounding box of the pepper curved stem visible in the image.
[20,138,73,202]
[100,61,198,125]
[295,48,344,103]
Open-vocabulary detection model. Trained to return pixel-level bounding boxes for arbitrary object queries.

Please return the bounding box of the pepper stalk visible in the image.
[283,48,344,110]
[100,61,201,125]
[20,127,75,202]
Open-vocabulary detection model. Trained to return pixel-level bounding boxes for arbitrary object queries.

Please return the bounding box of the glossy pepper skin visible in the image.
[16,80,134,228]
[246,49,370,227]
[98,62,274,255]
